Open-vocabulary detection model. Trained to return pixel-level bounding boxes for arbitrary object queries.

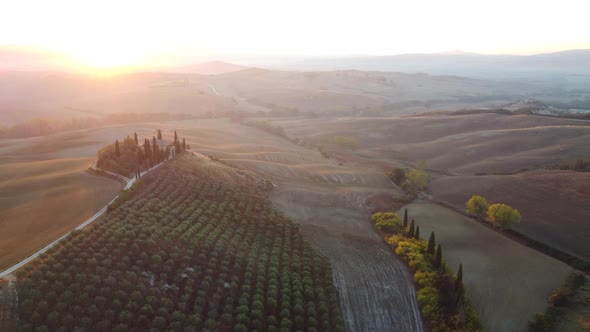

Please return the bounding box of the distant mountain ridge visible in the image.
[168,61,248,75]
[243,49,590,80]
[3,46,589,80]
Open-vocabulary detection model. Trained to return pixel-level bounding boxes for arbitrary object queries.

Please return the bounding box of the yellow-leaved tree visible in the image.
[466,195,489,218]
[487,203,522,229]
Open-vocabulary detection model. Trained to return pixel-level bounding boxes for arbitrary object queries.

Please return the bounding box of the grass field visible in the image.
[0,158,121,270]
[430,170,590,261]
[399,201,572,332]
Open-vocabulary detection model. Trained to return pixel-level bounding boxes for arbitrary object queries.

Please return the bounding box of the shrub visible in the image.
[318,135,359,150]
[487,203,521,229]
[389,167,407,185]
[371,212,403,233]
[466,195,489,218]
[404,162,429,192]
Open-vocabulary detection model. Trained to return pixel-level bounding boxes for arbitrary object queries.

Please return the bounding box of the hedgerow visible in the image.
[376,211,483,332]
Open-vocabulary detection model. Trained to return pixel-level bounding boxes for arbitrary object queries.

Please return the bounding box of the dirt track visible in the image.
[273,193,423,331]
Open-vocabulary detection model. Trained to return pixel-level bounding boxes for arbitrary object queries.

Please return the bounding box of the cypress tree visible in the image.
[409,219,415,237]
[157,129,162,140]
[115,140,120,157]
[134,132,138,145]
[174,130,178,143]
[427,232,436,254]
[434,244,442,268]
[144,139,152,167]
[175,140,180,155]
[403,208,408,228]
[414,225,420,240]
[455,263,463,292]
[152,137,158,163]
[182,138,186,151]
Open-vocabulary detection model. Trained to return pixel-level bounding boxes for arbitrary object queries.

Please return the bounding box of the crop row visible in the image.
[17,161,344,332]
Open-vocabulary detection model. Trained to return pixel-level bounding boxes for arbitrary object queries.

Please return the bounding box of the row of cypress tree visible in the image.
[111,129,189,179]
[401,208,464,300]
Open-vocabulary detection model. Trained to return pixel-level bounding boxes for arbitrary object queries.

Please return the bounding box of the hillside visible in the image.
[430,171,590,261]
[0,72,238,125]
[15,156,344,331]
[208,69,536,115]
[245,49,590,79]
[262,113,590,264]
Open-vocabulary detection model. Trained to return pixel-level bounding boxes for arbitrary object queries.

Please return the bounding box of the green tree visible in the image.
[403,208,408,228]
[466,195,489,218]
[408,219,415,237]
[144,139,152,167]
[434,244,442,268]
[134,132,138,145]
[390,167,406,185]
[427,232,435,254]
[115,140,120,157]
[528,313,550,332]
[405,161,428,192]
[152,137,159,163]
[487,203,522,229]
[157,129,162,140]
[414,225,420,240]
[174,130,178,143]
[372,212,402,233]
[455,263,463,292]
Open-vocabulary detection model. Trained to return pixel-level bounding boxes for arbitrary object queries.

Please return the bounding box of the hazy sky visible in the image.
[2,0,589,69]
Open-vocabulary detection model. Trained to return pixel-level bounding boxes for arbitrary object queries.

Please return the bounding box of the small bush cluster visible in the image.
[246,120,287,137]
[317,135,359,151]
[97,136,141,177]
[528,273,586,332]
[466,195,521,229]
[389,162,429,193]
[550,159,589,172]
[371,212,403,233]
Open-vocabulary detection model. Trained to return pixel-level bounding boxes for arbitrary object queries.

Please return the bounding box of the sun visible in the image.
[64,44,152,75]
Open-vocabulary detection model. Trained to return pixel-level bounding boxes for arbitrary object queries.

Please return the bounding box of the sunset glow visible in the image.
[1,0,589,72]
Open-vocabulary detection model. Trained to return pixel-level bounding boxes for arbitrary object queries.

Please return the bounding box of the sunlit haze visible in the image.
[1,0,590,72]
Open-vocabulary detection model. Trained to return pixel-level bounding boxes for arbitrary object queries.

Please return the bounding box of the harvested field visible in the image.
[271,114,590,174]
[430,171,590,261]
[0,158,120,270]
[0,124,165,271]
[399,201,572,332]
